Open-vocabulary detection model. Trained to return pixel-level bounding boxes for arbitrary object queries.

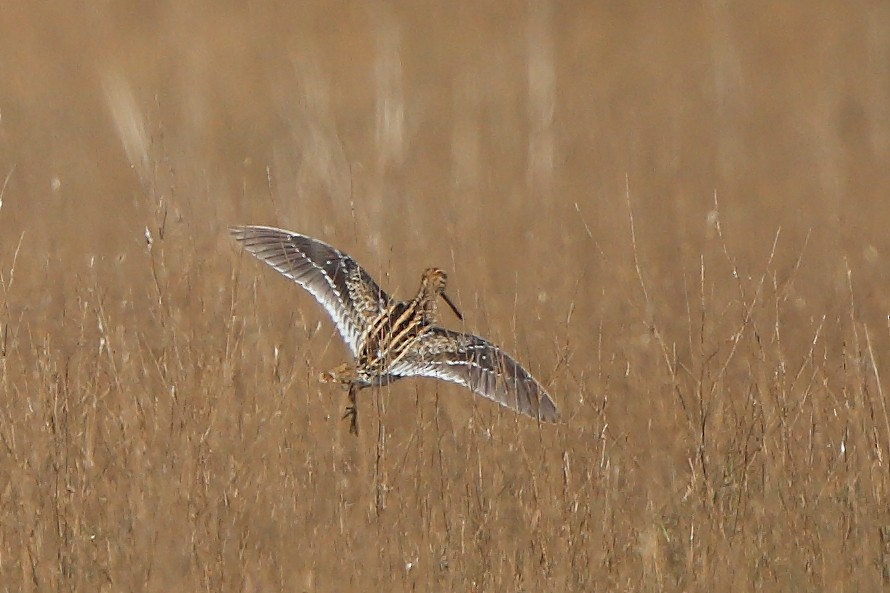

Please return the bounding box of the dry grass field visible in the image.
[2,2,890,591]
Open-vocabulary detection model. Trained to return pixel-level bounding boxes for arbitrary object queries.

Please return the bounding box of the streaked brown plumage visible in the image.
[230,225,559,434]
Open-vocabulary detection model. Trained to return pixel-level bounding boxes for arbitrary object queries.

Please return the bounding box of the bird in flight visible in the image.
[230,225,559,434]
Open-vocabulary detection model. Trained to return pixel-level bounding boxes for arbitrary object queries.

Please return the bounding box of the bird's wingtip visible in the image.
[538,395,561,423]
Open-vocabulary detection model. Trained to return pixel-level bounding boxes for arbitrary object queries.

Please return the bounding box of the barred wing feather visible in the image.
[399,327,559,422]
[230,225,391,357]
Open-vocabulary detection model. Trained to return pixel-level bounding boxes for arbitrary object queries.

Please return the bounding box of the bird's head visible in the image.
[421,267,463,321]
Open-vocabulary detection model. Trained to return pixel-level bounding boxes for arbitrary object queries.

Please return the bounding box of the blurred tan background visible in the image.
[1,2,889,591]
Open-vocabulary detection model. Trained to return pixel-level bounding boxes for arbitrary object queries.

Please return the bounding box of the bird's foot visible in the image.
[321,366,360,435]
[341,384,359,435]
[342,404,359,435]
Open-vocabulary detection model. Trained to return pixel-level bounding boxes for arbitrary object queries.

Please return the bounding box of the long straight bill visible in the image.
[441,292,463,321]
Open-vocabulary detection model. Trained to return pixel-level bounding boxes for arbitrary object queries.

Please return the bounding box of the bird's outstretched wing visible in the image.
[395,327,560,422]
[230,225,391,356]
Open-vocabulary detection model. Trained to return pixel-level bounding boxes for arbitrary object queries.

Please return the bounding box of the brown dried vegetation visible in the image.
[1,3,890,591]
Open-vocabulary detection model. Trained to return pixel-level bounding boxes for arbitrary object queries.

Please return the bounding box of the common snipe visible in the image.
[230,225,559,434]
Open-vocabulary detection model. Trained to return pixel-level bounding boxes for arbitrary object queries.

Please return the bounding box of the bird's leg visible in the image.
[319,364,361,435]
[343,383,359,435]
